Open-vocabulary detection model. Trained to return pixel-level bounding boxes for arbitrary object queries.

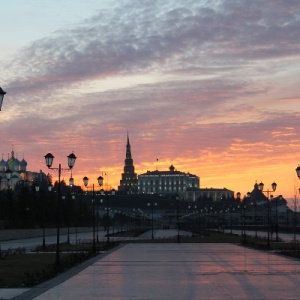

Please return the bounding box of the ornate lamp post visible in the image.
[251,201,258,238]
[236,192,247,241]
[66,175,75,244]
[44,152,77,267]
[0,87,7,111]
[100,188,116,246]
[258,181,277,248]
[147,202,157,240]
[0,166,10,252]
[83,175,103,253]
[35,185,46,250]
[274,195,283,242]
[176,196,180,243]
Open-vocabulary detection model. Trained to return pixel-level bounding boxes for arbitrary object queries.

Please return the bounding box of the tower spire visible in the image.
[118,133,138,194]
[126,132,132,159]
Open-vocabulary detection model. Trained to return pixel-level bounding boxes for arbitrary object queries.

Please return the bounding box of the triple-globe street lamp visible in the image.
[44,152,77,267]
[83,175,104,253]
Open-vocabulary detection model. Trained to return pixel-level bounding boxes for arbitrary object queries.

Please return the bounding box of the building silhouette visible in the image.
[138,164,200,196]
[0,150,46,190]
[118,134,138,194]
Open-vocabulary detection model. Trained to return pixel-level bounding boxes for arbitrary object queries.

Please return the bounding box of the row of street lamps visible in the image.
[44,153,117,265]
[82,176,116,251]
[44,152,77,267]
[83,176,104,253]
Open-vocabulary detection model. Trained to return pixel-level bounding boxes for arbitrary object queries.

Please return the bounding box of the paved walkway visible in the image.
[8,236,300,299]
[0,229,191,299]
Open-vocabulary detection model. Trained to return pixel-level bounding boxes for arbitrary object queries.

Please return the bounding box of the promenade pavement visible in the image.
[4,229,300,300]
[0,229,191,299]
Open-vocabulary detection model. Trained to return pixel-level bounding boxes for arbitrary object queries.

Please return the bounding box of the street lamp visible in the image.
[35,185,46,250]
[83,175,103,253]
[274,195,283,242]
[67,175,75,244]
[236,192,243,237]
[0,167,11,252]
[258,181,277,247]
[147,202,157,240]
[0,87,7,111]
[176,196,180,243]
[230,207,235,235]
[100,188,116,246]
[251,201,258,238]
[44,152,77,267]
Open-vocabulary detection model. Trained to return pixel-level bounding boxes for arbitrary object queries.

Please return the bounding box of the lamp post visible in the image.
[0,87,7,111]
[251,201,258,238]
[0,167,10,253]
[274,195,282,242]
[176,196,180,243]
[100,188,116,246]
[147,202,157,240]
[230,207,235,235]
[67,176,75,244]
[35,185,46,250]
[236,192,243,238]
[44,152,77,267]
[83,175,103,253]
[242,203,246,243]
[258,181,277,248]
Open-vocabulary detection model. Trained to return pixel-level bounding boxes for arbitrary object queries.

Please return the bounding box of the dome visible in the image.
[20,158,27,167]
[0,157,7,172]
[0,158,7,167]
[14,158,21,166]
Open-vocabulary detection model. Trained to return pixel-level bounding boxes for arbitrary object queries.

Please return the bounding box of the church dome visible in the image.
[20,158,27,167]
[0,158,7,167]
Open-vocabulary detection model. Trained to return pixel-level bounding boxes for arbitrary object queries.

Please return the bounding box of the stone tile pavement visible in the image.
[9,241,300,300]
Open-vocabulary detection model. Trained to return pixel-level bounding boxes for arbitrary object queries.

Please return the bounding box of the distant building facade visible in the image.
[118,134,138,194]
[0,150,46,190]
[184,187,234,202]
[138,165,200,196]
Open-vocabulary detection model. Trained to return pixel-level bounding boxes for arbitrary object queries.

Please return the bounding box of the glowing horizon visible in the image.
[0,0,300,203]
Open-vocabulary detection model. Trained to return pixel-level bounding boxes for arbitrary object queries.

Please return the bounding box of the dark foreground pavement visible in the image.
[11,241,300,300]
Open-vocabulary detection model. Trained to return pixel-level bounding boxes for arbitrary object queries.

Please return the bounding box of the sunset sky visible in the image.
[1,0,300,203]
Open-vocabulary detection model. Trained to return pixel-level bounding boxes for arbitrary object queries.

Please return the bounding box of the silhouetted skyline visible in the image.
[1,0,299,200]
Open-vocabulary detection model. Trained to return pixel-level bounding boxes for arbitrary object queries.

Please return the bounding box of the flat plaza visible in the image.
[7,230,300,300]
